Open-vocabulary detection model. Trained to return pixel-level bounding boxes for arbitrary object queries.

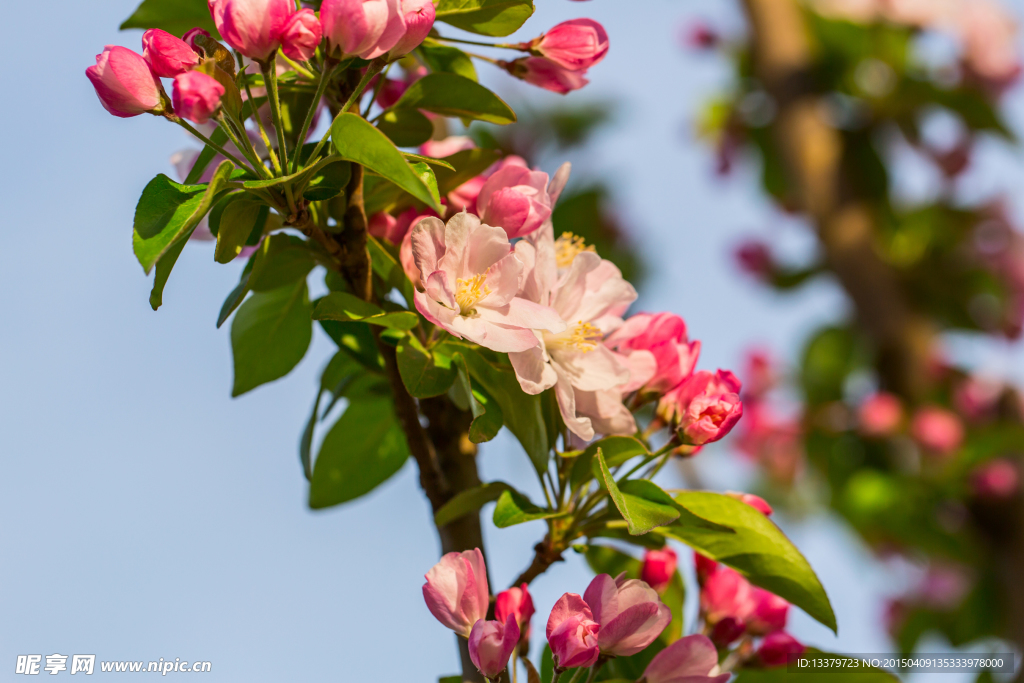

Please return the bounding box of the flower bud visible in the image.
[322,0,405,59]
[746,587,789,635]
[694,552,718,583]
[725,491,773,516]
[476,164,553,238]
[495,583,535,641]
[182,28,212,54]
[700,566,753,625]
[606,313,701,394]
[528,19,609,71]
[142,29,200,77]
[640,548,678,593]
[280,8,322,61]
[469,615,520,680]
[389,0,436,57]
[86,46,165,118]
[709,616,745,647]
[659,370,743,446]
[172,71,226,124]
[643,635,730,683]
[502,57,590,94]
[972,458,1019,500]
[583,573,671,657]
[858,392,903,437]
[422,548,489,638]
[546,593,601,670]
[210,0,295,61]
[911,406,964,456]
[757,632,805,667]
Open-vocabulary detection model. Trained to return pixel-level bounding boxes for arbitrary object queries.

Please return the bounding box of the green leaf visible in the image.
[133,160,235,274]
[434,481,513,527]
[184,127,228,184]
[248,234,317,292]
[309,395,409,509]
[319,318,384,371]
[313,292,419,330]
[451,352,504,443]
[300,352,365,481]
[217,257,255,328]
[396,334,457,398]
[596,451,681,536]
[392,73,516,124]
[419,42,479,81]
[303,159,351,201]
[331,112,442,212]
[377,108,434,147]
[148,236,188,311]
[230,280,313,397]
[367,235,416,306]
[402,153,456,171]
[215,197,266,264]
[446,344,548,474]
[573,435,650,489]
[664,491,837,633]
[435,0,535,36]
[120,0,218,37]
[492,489,561,528]
[732,650,897,681]
[408,160,442,210]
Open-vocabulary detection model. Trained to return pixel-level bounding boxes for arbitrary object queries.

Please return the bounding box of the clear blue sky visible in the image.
[3,0,1024,680]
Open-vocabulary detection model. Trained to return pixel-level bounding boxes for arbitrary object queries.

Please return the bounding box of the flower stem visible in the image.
[261,55,291,174]
[169,116,255,177]
[237,56,282,175]
[303,57,387,170]
[291,60,335,173]
[435,35,525,50]
[221,113,272,179]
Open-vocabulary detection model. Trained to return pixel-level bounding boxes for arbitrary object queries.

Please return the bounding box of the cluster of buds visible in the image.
[500,19,610,94]
[423,550,729,682]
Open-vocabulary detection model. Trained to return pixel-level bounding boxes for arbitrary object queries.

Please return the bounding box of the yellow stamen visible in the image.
[564,321,602,353]
[555,232,596,269]
[455,273,491,314]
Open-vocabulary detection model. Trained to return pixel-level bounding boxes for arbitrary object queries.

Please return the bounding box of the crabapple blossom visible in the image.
[695,552,719,583]
[659,370,743,446]
[410,213,564,353]
[142,29,199,78]
[606,312,701,394]
[583,573,671,656]
[279,9,323,61]
[209,0,295,61]
[972,458,1019,499]
[546,593,601,669]
[642,635,731,683]
[172,71,225,124]
[321,0,392,58]
[641,548,678,593]
[468,615,520,680]
[858,392,903,436]
[911,406,964,456]
[495,583,535,639]
[422,548,489,638]
[757,632,805,666]
[502,57,590,94]
[86,46,165,118]
[526,19,609,71]
[700,565,754,625]
[476,164,554,239]
[747,588,790,635]
[725,491,773,516]
[389,0,436,57]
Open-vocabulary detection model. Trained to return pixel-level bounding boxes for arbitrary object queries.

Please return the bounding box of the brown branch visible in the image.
[511,539,566,589]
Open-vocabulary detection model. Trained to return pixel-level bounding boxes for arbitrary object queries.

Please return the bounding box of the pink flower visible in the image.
[422,548,489,638]
[510,226,639,441]
[369,208,427,245]
[734,240,773,280]
[858,392,903,437]
[642,635,730,683]
[709,617,745,646]
[495,584,535,638]
[476,165,554,239]
[957,0,1021,87]
[280,9,322,61]
[583,573,671,657]
[695,553,718,583]
[410,213,564,353]
[528,19,609,71]
[420,136,476,159]
[182,28,212,54]
[86,45,164,118]
[546,593,601,670]
[142,29,199,78]
[641,548,678,593]
[606,313,701,394]
[172,71,226,124]
[911,406,964,456]
[685,22,720,50]
[209,0,295,61]
[659,370,744,446]
[700,566,754,625]
[972,458,1019,500]
[743,348,775,399]
[757,632,805,667]
[389,0,436,57]
[321,0,393,57]
[469,615,519,680]
[503,57,590,94]
[362,0,407,59]
[747,588,789,635]
[725,491,773,516]
[954,376,1002,422]
[398,209,440,286]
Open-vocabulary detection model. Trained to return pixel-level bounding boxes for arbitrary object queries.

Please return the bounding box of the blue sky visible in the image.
[3,0,1024,680]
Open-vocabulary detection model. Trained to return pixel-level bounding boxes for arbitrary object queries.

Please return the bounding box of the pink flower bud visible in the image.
[422,548,490,638]
[606,313,701,395]
[972,458,1019,500]
[546,593,601,670]
[709,616,745,646]
[495,584,535,638]
[954,376,1002,422]
[725,491,773,516]
[182,28,212,54]
[734,240,773,280]
[172,71,226,124]
[420,136,476,159]
[210,0,295,61]
[640,548,678,593]
[858,392,903,437]
[659,370,744,446]
[476,164,553,238]
[142,29,200,78]
[469,615,520,680]
[375,78,408,109]
[389,0,436,57]
[757,632,805,667]
[528,19,609,71]
[643,635,730,683]
[280,8,322,61]
[321,0,388,56]
[743,348,775,399]
[86,46,164,118]
[583,573,671,657]
[911,406,964,456]
[685,22,720,50]
[746,587,789,635]
[700,566,753,625]
[694,552,718,583]
[503,57,590,94]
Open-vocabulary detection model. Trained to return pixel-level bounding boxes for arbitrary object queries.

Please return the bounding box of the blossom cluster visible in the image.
[422,548,731,682]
